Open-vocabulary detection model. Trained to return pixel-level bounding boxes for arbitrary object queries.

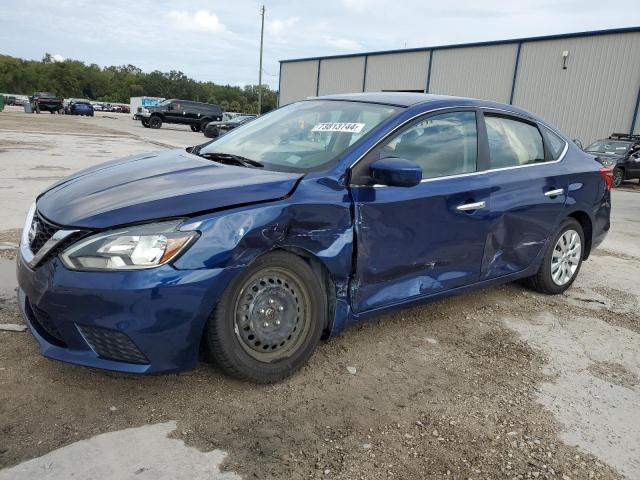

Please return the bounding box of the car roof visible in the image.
[310,92,546,125]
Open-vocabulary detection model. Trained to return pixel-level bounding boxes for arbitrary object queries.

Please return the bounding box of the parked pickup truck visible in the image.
[30,92,64,114]
[140,99,223,132]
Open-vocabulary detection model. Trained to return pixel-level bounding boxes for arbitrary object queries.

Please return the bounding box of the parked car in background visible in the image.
[119,104,130,114]
[139,99,222,131]
[64,99,94,116]
[203,114,256,138]
[222,111,255,122]
[584,133,640,187]
[30,92,64,113]
[16,93,611,382]
[91,103,104,112]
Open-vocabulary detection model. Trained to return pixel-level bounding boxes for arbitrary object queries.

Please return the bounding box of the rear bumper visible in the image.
[16,254,237,374]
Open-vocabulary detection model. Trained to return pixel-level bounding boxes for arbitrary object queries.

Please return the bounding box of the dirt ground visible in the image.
[0,107,638,479]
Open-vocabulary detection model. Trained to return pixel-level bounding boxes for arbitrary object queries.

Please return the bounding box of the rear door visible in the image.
[480,112,569,280]
[350,109,493,313]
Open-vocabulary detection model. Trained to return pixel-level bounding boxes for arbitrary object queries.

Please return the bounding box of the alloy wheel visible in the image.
[550,229,582,286]
[613,168,623,188]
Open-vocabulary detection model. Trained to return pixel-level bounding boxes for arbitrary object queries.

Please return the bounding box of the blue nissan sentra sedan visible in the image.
[16,93,611,382]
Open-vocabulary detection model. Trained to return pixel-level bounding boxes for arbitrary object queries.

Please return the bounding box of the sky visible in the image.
[0,0,639,89]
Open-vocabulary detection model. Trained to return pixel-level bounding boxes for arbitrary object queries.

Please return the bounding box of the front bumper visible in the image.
[16,253,238,373]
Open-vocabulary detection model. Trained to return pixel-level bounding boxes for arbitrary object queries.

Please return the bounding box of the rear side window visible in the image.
[485,116,545,168]
[379,111,478,179]
[541,126,567,160]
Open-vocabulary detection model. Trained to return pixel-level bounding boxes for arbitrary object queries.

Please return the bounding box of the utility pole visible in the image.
[258,5,265,115]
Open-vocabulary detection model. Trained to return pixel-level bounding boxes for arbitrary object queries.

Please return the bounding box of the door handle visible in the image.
[544,188,564,197]
[456,201,486,211]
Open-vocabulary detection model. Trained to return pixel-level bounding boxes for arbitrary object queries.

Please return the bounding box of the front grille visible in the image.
[77,325,149,364]
[27,301,67,347]
[27,212,89,266]
[29,213,58,253]
[40,231,87,264]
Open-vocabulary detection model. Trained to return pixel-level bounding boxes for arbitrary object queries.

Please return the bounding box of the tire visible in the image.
[200,119,210,132]
[148,115,162,129]
[523,218,584,295]
[142,120,150,128]
[612,167,624,188]
[206,251,325,383]
[190,124,200,132]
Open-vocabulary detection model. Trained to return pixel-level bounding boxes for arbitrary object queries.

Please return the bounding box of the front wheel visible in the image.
[206,251,326,383]
[190,124,200,132]
[148,116,162,129]
[523,218,584,295]
[612,167,624,188]
[141,119,150,128]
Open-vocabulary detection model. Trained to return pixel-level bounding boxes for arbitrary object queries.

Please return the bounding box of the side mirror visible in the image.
[573,139,583,150]
[370,157,422,187]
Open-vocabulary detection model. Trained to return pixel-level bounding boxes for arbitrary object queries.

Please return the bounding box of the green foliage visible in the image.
[0,53,278,114]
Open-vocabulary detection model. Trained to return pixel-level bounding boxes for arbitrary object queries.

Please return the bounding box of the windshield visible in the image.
[200,100,401,173]
[585,140,630,155]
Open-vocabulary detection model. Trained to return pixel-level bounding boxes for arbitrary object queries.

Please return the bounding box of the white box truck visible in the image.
[130,96,164,120]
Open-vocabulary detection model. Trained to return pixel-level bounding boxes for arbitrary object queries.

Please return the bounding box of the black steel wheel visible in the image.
[141,119,150,128]
[612,167,624,188]
[200,119,210,132]
[149,115,162,129]
[206,251,326,383]
[190,124,200,132]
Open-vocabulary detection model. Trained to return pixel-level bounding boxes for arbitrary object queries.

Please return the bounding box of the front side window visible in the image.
[485,116,545,168]
[200,100,401,173]
[378,111,478,179]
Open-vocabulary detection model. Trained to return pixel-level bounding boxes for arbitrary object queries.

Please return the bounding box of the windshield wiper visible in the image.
[198,152,264,168]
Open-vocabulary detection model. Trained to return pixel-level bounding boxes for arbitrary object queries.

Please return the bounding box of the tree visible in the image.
[0,53,279,111]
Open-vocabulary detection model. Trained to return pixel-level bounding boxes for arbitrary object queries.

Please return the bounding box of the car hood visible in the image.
[36,149,302,229]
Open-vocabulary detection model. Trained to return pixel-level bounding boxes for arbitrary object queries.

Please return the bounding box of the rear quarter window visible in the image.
[541,126,567,160]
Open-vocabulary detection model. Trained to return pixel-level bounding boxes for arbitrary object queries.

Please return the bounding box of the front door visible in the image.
[350,110,493,313]
[626,148,640,178]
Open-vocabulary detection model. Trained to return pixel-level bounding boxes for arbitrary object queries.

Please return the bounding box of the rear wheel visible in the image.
[148,115,162,129]
[200,119,210,132]
[206,251,325,383]
[523,218,584,295]
[612,167,624,188]
[190,124,200,132]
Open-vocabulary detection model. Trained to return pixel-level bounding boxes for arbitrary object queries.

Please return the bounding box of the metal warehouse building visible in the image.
[278,27,640,144]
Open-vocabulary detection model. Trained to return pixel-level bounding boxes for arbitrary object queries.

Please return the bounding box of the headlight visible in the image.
[601,158,616,167]
[60,221,198,271]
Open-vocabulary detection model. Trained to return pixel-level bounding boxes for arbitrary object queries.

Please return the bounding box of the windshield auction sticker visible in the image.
[311,122,365,133]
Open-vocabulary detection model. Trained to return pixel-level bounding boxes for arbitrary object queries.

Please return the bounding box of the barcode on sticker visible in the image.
[311,122,365,133]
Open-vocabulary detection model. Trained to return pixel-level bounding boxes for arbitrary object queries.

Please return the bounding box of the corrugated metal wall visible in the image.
[428,44,518,103]
[279,60,319,106]
[513,32,640,144]
[364,51,429,92]
[279,31,640,141]
[318,56,366,95]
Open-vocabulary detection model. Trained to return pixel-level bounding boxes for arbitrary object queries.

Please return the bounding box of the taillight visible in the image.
[599,167,613,191]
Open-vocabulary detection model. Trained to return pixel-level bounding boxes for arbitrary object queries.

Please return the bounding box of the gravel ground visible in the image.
[0,108,638,479]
